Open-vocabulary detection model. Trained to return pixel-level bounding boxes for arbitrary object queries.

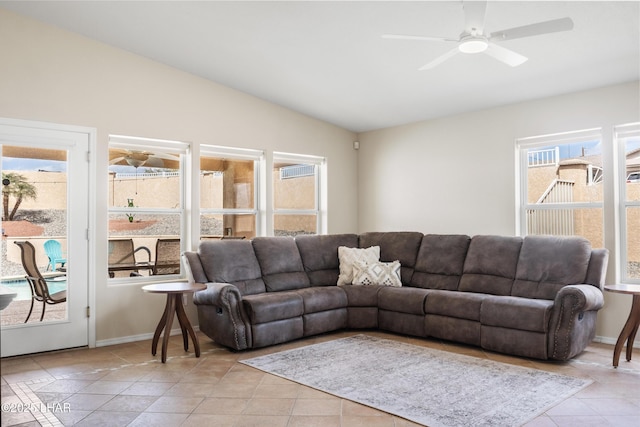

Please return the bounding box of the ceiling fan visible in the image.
[109,149,176,168]
[382,1,574,70]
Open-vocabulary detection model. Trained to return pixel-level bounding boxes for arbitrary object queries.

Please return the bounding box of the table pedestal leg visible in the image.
[176,295,201,357]
[151,296,171,357]
[150,292,201,363]
[613,295,640,367]
[160,295,177,363]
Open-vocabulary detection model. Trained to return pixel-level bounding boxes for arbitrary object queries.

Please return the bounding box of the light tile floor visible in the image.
[1,330,639,426]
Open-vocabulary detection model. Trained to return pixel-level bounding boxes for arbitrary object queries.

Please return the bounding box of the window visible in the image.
[617,123,640,283]
[273,152,325,236]
[108,135,188,280]
[517,129,603,247]
[199,145,262,239]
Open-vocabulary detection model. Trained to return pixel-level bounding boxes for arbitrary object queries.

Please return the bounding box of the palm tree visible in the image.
[2,172,37,221]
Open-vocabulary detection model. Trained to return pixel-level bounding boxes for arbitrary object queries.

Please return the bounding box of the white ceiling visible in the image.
[2,1,639,133]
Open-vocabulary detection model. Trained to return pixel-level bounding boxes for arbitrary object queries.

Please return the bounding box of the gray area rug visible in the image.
[241,335,592,427]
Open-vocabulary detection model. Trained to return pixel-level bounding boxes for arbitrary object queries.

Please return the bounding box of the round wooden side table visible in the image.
[142,282,207,363]
[604,284,640,367]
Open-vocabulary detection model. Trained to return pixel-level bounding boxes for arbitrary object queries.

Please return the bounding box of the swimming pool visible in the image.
[0,278,67,301]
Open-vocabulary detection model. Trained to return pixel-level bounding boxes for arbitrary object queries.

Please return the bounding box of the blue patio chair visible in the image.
[43,239,67,271]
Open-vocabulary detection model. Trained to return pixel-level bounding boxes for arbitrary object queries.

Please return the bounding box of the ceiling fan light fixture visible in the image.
[124,156,145,168]
[458,37,488,54]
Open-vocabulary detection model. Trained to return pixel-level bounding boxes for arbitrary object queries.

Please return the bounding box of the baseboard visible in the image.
[95,325,200,348]
[594,335,640,348]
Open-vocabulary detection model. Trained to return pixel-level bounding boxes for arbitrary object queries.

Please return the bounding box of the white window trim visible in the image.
[199,144,264,237]
[107,134,189,283]
[516,128,603,237]
[272,152,326,235]
[616,122,640,284]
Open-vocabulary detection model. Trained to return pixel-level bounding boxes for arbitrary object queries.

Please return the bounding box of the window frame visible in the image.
[198,144,264,238]
[107,134,189,283]
[516,128,604,241]
[616,122,640,284]
[272,152,326,236]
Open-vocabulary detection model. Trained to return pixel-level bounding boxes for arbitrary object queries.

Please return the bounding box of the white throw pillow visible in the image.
[352,260,402,287]
[337,246,380,286]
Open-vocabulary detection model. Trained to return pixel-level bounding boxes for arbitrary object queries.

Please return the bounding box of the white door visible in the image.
[1,119,92,357]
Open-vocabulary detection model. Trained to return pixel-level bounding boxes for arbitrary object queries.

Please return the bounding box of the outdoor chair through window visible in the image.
[108,238,151,278]
[152,238,181,275]
[43,239,67,271]
[14,241,67,323]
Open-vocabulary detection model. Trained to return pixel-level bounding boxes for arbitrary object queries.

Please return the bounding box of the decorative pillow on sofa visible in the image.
[352,260,402,287]
[337,246,380,286]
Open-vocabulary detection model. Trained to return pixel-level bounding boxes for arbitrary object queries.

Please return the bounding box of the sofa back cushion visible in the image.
[512,235,592,300]
[359,232,423,284]
[295,234,358,286]
[197,240,266,295]
[410,234,471,290]
[459,235,523,296]
[252,237,311,292]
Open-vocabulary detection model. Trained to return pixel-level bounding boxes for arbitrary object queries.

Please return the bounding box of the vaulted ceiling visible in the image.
[2,1,638,132]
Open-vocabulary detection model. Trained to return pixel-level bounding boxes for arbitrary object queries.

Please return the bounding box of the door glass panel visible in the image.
[1,145,68,325]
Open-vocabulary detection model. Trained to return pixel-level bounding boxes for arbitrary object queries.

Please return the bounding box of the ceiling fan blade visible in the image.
[490,17,574,41]
[143,156,165,168]
[109,156,126,165]
[382,34,457,43]
[419,48,459,70]
[485,43,528,67]
[463,0,488,34]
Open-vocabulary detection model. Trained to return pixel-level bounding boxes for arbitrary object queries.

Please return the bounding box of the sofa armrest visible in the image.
[193,282,240,306]
[193,282,252,350]
[548,284,604,360]
[556,284,605,312]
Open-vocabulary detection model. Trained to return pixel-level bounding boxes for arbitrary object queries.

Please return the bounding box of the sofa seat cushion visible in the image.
[341,285,383,306]
[481,296,554,333]
[297,287,347,314]
[243,292,304,324]
[378,286,430,315]
[458,235,523,296]
[424,290,488,321]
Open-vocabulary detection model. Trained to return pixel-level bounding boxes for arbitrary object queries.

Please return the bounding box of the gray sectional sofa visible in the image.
[183,232,609,360]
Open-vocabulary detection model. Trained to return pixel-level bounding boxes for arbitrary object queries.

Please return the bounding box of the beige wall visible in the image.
[0,8,357,344]
[358,81,640,345]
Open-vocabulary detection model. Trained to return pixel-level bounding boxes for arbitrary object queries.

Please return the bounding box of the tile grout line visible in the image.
[9,382,62,427]
[3,347,225,426]
[3,347,224,386]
